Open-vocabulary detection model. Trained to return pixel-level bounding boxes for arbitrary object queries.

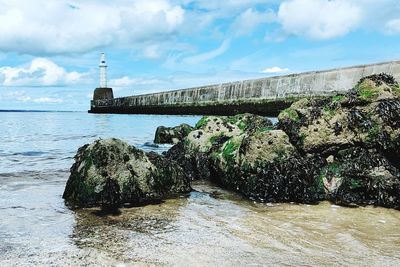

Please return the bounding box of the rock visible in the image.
[187,113,273,154]
[168,114,324,203]
[209,129,324,203]
[63,138,191,208]
[165,142,211,181]
[167,113,273,181]
[163,74,400,209]
[154,123,194,144]
[318,147,400,208]
[326,155,335,164]
[278,74,400,159]
[275,73,400,208]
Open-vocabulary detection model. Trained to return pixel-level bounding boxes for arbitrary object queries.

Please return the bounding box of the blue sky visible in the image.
[0,0,400,111]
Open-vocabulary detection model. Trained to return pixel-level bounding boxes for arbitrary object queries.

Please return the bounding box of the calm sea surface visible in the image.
[0,111,399,266]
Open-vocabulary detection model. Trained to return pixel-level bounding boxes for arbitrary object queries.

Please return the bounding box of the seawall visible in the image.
[90,60,400,116]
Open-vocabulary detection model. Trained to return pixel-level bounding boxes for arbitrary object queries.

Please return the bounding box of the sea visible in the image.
[0,111,399,266]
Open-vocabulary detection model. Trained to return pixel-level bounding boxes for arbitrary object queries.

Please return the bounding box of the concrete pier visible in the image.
[89,60,400,116]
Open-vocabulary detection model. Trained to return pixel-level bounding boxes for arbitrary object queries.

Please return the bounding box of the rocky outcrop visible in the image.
[154,124,194,144]
[275,74,400,208]
[208,129,324,203]
[166,113,273,180]
[318,147,400,208]
[166,114,324,203]
[166,74,400,209]
[63,138,191,208]
[66,74,400,209]
[278,74,400,156]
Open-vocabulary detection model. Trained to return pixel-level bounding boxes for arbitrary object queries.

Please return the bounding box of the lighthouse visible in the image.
[99,52,107,88]
[92,52,114,101]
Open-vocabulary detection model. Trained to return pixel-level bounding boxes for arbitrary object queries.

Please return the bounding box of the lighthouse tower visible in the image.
[92,52,114,101]
[99,53,107,88]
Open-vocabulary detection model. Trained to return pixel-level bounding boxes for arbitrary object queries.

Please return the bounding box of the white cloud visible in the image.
[183,39,231,64]
[181,0,277,12]
[31,97,64,103]
[4,90,63,103]
[0,58,88,86]
[385,18,400,34]
[278,0,362,40]
[261,66,289,73]
[0,0,399,58]
[230,8,276,36]
[0,0,185,55]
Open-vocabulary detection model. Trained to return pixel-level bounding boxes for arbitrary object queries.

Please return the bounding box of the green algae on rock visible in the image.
[317,147,400,208]
[209,129,323,203]
[154,123,194,144]
[65,74,400,210]
[165,74,400,209]
[63,138,191,208]
[167,113,324,203]
[278,74,400,156]
[166,113,273,181]
[276,74,400,208]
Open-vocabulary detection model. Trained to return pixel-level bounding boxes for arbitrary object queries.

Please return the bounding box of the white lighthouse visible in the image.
[99,52,107,88]
[92,52,114,102]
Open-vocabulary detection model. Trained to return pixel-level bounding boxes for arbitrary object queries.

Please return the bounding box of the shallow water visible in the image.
[0,112,399,266]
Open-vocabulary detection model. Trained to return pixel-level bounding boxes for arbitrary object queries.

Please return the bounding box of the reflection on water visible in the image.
[0,112,399,266]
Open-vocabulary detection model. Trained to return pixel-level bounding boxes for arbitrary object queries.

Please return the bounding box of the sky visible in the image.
[0,0,400,111]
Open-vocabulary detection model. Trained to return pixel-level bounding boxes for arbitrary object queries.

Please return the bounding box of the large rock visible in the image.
[276,74,400,208]
[166,113,273,180]
[63,138,191,208]
[209,129,324,203]
[164,74,400,208]
[154,123,194,144]
[167,114,324,203]
[278,74,400,158]
[318,147,400,208]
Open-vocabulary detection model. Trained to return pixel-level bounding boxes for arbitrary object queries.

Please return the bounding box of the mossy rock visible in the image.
[208,129,323,203]
[322,147,400,208]
[240,130,296,167]
[278,107,299,122]
[354,73,400,102]
[186,113,272,154]
[154,123,194,144]
[63,138,191,208]
[278,74,400,157]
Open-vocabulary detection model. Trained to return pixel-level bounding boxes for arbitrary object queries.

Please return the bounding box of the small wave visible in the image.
[0,169,69,179]
[0,206,27,210]
[12,151,47,157]
[53,134,98,141]
[143,142,160,148]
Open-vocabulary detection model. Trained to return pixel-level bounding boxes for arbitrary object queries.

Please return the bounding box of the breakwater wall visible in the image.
[90,60,400,116]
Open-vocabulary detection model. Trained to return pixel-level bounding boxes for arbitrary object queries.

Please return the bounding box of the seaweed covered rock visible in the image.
[63,138,191,208]
[165,142,211,181]
[163,74,400,209]
[278,74,400,159]
[154,123,194,144]
[209,129,324,203]
[166,113,273,180]
[167,114,324,203]
[187,113,273,153]
[318,147,400,208]
[276,73,400,208]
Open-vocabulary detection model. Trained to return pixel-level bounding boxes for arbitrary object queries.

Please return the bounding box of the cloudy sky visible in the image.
[0,0,400,111]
